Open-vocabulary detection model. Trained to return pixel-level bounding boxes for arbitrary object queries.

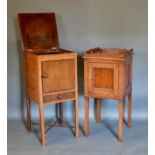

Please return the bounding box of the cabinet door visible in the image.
[42,59,75,94]
[88,62,119,98]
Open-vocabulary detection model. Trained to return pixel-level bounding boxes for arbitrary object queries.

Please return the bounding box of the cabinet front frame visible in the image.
[84,59,119,99]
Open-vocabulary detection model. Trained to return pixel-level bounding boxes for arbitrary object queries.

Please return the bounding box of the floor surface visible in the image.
[8,119,147,155]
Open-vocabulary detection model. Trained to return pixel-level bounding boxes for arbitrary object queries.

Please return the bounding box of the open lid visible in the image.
[18,13,60,54]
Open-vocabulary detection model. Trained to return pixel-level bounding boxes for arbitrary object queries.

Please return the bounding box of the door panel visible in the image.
[88,62,119,97]
[94,68,113,89]
[42,59,75,94]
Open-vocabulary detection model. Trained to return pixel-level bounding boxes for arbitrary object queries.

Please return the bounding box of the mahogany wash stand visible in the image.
[18,13,79,145]
[83,48,133,142]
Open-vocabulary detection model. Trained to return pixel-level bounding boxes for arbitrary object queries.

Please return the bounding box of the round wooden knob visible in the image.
[57,95,62,99]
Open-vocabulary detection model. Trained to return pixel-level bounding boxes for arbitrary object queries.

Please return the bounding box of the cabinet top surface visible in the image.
[83,48,133,60]
[24,48,75,55]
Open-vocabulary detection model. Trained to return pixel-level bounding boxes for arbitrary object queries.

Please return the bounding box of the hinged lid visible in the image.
[18,13,61,54]
[83,48,133,60]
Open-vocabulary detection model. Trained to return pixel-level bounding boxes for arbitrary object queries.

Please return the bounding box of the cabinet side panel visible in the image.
[84,60,88,95]
[25,53,41,103]
[118,62,126,99]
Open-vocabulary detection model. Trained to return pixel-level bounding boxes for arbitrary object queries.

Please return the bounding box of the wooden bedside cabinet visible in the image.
[83,48,133,142]
[18,13,79,145]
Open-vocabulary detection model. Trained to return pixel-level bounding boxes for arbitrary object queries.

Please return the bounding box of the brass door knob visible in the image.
[42,74,48,78]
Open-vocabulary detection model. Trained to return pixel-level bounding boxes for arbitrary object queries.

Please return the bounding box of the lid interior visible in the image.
[18,13,59,52]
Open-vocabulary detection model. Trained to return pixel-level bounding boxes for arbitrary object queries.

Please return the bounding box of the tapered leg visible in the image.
[59,102,63,124]
[84,96,89,136]
[96,98,101,123]
[39,101,46,146]
[127,92,132,128]
[75,98,79,138]
[26,97,31,132]
[56,102,63,124]
[55,104,58,122]
[118,99,124,142]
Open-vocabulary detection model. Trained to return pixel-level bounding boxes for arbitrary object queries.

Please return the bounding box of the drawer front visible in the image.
[44,92,75,103]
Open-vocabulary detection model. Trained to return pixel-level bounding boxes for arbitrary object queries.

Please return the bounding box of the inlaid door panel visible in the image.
[42,59,75,94]
[88,62,119,97]
[94,68,113,89]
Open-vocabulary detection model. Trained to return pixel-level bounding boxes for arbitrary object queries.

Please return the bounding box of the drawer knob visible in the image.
[42,74,48,78]
[57,95,62,99]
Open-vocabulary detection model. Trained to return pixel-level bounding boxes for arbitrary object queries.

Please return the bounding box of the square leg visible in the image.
[56,102,63,124]
[75,98,79,138]
[39,101,46,146]
[96,98,101,123]
[118,99,124,142]
[26,97,31,132]
[84,96,89,136]
[128,92,132,128]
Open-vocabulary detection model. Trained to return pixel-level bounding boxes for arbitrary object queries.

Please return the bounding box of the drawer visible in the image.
[43,91,75,103]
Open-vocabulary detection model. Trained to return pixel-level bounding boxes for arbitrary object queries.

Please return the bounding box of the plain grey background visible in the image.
[7,0,148,121]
